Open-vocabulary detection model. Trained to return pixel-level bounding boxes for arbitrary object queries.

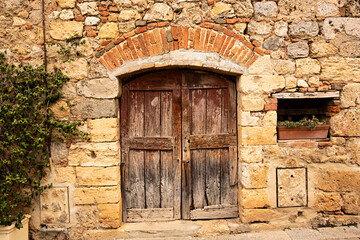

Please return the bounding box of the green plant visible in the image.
[47,34,85,63]
[0,52,86,229]
[277,115,326,130]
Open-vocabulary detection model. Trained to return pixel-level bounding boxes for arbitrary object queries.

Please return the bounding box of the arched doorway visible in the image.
[120,70,238,222]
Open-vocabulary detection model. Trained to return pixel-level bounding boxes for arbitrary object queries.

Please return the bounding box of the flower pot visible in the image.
[0,215,30,240]
[277,125,330,140]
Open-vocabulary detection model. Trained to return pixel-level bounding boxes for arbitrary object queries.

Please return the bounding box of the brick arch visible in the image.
[99,24,268,75]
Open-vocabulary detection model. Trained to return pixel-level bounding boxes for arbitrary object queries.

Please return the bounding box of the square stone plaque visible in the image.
[40,186,70,224]
[277,168,307,207]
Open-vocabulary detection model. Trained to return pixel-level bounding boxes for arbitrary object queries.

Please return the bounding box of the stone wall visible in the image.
[1,0,360,239]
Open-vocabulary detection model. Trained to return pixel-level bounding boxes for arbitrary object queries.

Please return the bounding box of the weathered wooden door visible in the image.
[121,70,238,222]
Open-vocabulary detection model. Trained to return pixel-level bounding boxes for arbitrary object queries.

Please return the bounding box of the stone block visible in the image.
[346,138,360,165]
[55,167,76,184]
[89,118,119,142]
[275,21,288,37]
[49,21,83,40]
[40,187,70,223]
[241,189,270,209]
[341,192,360,215]
[118,9,141,21]
[57,0,76,8]
[289,20,319,39]
[118,21,136,33]
[50,142,69,164]
[61,58,88,80]
[240,146,263,163]
[248,55,275,75]
[320,57,360,83]
[287,42,309,59]
[72,98,117,119]
[77,78,120,99]
[50,100,71,119]
[277,168,307,207]
[144,3,174,21]
[74,186,120,205]
[241,96,265,111]
[68,142,120,166]
[99,22,119,39]
[316,168,360,192]
[85,17,101,26]
[239,75,285,95]
[339,41,360,58]
[234,1,253,18]
[78,2,98,15]
[263,111,277,127]
[330,109,360,136]
[77,166,120,186]
[313,192,341,212]
[285,76,297,89]
[341,83,360,108]
[98,204,121,228]
[241,163,268,188]
[323,18,360,40]
[310,42,338,58]
[262,37,285,51]
[248,21,272,35]
[308,76,321,87]
[241,112,259,126]
[296,58,321,75]
[241,209,274,223]
[241,127,277,145]
[316,2,339,17]
[59,9,74,20]
[273,60,295,75]
[254,2,278,18]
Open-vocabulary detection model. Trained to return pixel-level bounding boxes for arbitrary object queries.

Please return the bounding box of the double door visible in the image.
[121,70,238,222]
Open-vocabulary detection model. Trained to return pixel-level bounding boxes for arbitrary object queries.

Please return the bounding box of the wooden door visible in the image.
[121,70,238,222]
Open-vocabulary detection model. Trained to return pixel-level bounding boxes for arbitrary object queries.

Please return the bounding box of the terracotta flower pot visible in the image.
[277,125,330,140]
[0,215,30,240]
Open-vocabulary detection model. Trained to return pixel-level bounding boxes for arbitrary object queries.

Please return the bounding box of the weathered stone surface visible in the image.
[297,79,309,88]
[308,76,321,87]
[40,187,70,223]
[341,83,360,108]
[277,168,307,207]
[118,21,136,33]
[85,17,101,26]
[144,3,174,21]
[241,112,259,126]
[287,42,309,59]
[285,76,298,89]
[342,192,360,215]
[275,21,288,37]
[248,55,275,75]
[234,23,247,34]
[241,163,268,188]
[55,167,76,184]
[12,17,26,26]
[296,58,321,75]
[316,2,339,17]
[320,57,360,83]
[346,138,360,165]
[74,186,120,205]
[77,78,120,99]
[241,96,265,111]
[314,192,341,212]
[323,18,360,40]
[273,59,295,75]
[89,118,119,142]
[59,9,74,20]
[234,0,253,18]
[50,100,70,119]
[254,2,278,18]
[330,109,360,136]
[71,99,117,119]
[241,209,274,223]
[262,37,285,51]
[51,142,69,164]
[118,9,141,21]
[61,58,88,80]
[316,168,360,191]
[99,22,119,39]
[77,166,120,186]
[241,189,270,208]
[239,75,285,94]
[263,111,277,127]
[210,2,233,18]
[57,0,75,9]
[241,127,277,145]
[49,21,83,40]
[240,146,263,163]
[248,21,272,35]
[68,142,119,166]
[310,42,338,58]
[98,204,121,228]
[339,41,360,57]
[78,2,98,15]
[289,21,319,39]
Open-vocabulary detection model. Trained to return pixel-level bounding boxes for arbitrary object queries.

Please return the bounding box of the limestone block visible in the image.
[13,17,26,26]
[263,111,277,127]
[341,83,360,108]
[273,60,295,75]
[144,3,174,21]
[59,9,74,20]
[275,21,288,37]
[241,189,270,209]
[346,138,360,165]
[77,166,120,186]
[241,163,268,188]
[98,204,121,228]
[210,2,233,17]
[74,186,120,205]
[49,21,83,40]
[50,142,69,164]
[285,76,297,89]
[241,127,277,145]
[248,21,272,35]
[289,21,319,39]
[341,192,360,215]
[40,187,70,223]
[241,112,259,126]
[323,18,360,40]
[297,79,309,88]
[254,2,278,18]
[50,100,70,119]
[330,109,360,136]
[277,168,307,207]
[118,9,141,21]
[339,41,360,58]
[78,2,98,15]
[310,42,338,58]
[316,2,339,17]
[71,99,117,119]
[234,0,253,18]
[77,78,120,99]
[240,146,263,163]
[313,192,341,212]
[89,118,119,142]
[248,55,275,75]
[68,142,119,166]
[308,76,321,87]
[316,168,360,192]
[287,42,309,59]
[57,0,76,8]
[61,58,88,80]
[239,76,285,95]
[296,58,321,75]
[85,17,101,26]
[241,209,275,223]
[320,57,360,83]
[241,96,264,111]
[55,167,76,184]
[99,23,119,39]
[262,37,285,51]
[118,21,136,33]
[234,23,247,34]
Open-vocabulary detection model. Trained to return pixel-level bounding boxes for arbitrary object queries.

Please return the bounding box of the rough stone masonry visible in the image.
[1,0,360,239]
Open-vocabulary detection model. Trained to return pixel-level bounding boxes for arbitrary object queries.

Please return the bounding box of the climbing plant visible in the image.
[0,52,86,228]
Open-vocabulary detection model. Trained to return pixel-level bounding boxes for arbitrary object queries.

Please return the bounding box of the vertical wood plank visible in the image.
[161,91,173,137]
[145,91,161,137]
[161,151,174,208]
[229,146,238,187]
[128,150,145,209]
[222,88,229,134]
[229,84,237,134]
[145,150,161,208]
[129,91,145,137]
[206,88,222,134]
[220,148,231,204]
[173,87,182,219]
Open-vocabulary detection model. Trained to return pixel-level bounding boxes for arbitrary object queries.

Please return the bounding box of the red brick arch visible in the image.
[99,23,268,73]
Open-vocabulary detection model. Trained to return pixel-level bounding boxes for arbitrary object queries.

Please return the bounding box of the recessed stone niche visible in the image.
[277,168,307,207]
[40,187,70,224]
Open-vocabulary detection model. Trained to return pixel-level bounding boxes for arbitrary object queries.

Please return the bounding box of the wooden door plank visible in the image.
[206,88,222,134]
[222,88,229,133]
[161,151,174,208]
[129,91,145,137]
[229,146,238,187]
[190,205,238,219]
[205,149,221,206]
[145,91,161,137]
[121,85,129,138]
[220,148,231,205]
[121,137,173,150]
[173,87,182,219]
[188,134,237,149]
[161,91,173,137]
[128,150,145,209]
[229,84,237,134]
[145,150,161,208]
[127,208,173,222]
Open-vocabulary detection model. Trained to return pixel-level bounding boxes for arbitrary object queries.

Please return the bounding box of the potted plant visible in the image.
[277,115,329,140]
[0,52,85,239]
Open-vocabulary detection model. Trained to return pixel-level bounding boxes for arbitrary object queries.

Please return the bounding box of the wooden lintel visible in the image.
[272,91,340,99]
